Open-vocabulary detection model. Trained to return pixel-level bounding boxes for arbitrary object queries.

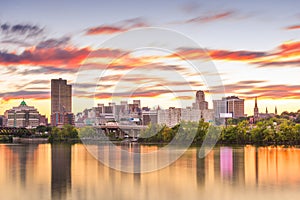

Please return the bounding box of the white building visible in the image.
[158,107,181,127]
[158,107,215,127]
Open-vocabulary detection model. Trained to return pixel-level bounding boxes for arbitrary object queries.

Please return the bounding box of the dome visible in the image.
[20,100,27,106]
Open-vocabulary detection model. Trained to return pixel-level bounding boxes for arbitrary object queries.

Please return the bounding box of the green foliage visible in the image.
[194,119,209,144]
[139,119,211,144]
[78,126,98,138]
[49,125,79,142]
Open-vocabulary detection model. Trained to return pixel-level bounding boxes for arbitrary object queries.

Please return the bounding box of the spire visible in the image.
[266,107,268,114]
[254,96,259,120]
[156,105,161,110]
[275,106,277,115]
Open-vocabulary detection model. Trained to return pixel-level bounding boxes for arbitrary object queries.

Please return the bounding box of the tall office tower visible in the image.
[213,99,227,118]
[254,97,259,121]
[225,96,245,118]
[51,78,72,126]
[195,90,208,110]
[51,78,72,113]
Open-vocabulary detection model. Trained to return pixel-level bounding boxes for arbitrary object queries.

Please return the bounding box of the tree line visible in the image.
[139,118,300,145]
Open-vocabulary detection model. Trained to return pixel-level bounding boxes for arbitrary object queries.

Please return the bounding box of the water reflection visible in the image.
[51,144,71,200]
[1,144,300,200]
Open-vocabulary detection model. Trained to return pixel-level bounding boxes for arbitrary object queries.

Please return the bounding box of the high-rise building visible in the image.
[51,78,72,113]
[194,90,208,110]
[213,96,245,119]
[51,78,72,126]
[225,96,245,118]
[213,99,227,118]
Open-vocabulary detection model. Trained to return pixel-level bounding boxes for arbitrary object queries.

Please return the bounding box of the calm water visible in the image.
[1,143,300,200]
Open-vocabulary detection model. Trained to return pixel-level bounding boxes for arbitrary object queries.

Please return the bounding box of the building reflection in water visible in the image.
[51,144,71,200]
[2,144,300,199]
[0,144,51,200]
[220,147,233,180]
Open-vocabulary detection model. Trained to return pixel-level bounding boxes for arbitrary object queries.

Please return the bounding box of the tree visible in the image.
[236,120,249,144]
[78,126,98,138]
[221,125,238,144]
[194,119,209,144]
[277,120,296,145]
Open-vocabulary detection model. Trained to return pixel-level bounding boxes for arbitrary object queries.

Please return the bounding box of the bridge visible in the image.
[0,127,32,137]
[95,124,147,139]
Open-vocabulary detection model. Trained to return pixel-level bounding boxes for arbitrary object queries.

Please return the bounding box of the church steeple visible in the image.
[254,97,259,121]
[275,106,277,115]
[266,107,268,114]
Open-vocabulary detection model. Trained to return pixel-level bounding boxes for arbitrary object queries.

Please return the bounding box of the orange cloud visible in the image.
[85,18,148,35]
[172,96,193,100]
[0,47,90,68]
[285,25,300,30]
[211,81,300,100]
[170,48,266,62]
[208,49,266,61]
[278,41,300,55]
[86,26,125,35]
[170,40,300,68]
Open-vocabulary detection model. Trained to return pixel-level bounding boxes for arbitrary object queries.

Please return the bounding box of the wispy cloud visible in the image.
[85,17,148,35]
[171,40,300,68]
[0,23,44,37]
[170,47,267,62]
[0,90,49,101]
[187,11,235,23]
[93,89,195,99]
[36,36,71,49]
[172,10,236,25]
[211,80,300,99]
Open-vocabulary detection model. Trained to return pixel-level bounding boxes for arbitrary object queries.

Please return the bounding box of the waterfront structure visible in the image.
[5,100,41,128]
[51,78,73,126]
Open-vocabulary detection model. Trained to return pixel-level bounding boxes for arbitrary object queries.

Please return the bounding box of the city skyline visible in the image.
[0,80,294,119]
[1,0,300,118]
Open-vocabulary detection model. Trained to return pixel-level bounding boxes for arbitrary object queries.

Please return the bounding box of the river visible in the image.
[0,143,300,200]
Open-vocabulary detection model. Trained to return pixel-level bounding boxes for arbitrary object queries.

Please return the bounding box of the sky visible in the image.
[1,0,300,118]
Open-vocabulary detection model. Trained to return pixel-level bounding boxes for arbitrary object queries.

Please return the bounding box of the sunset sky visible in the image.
[1,0,300,118]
